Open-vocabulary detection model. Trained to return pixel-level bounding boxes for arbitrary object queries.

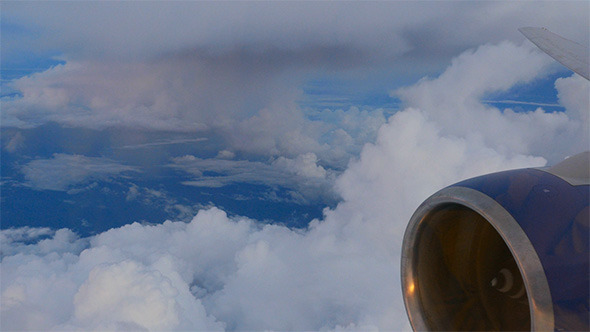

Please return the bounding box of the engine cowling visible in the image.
[401,152,589,331]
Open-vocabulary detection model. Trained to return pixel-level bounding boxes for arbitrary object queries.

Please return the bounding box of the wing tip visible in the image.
[518,27,548,37]
[519,26,589,81]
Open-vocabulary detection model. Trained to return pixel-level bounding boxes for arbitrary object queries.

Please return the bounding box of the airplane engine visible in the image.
[401,152,589,331]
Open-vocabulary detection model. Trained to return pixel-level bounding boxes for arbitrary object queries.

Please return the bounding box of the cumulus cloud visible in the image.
[273,153,327,179]
[2,40,588,331]
[216,150,236,160]
[71,259,221,331]
[21,153,138,191]
[0,227,74,256]
[394,41,585,163]
[555,74,590,151]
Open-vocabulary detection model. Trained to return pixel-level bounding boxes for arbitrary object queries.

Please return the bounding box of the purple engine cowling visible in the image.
[401,152,589,331]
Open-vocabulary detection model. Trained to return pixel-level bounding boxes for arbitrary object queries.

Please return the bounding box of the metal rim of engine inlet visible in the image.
[400,186,554,331]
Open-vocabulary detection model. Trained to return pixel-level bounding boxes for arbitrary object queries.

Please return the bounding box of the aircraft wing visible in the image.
[519,27,589,80]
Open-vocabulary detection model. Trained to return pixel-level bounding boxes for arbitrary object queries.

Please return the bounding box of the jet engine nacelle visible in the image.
[401,152,589,331]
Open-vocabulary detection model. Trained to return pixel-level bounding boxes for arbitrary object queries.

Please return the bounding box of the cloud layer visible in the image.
[3,1,587,168]
[21,153,138,192]
[171,153,336,205]
[2,57,387,170]
[3,40,588,330]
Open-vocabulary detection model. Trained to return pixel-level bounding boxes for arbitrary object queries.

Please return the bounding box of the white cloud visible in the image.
[21,153,138,191]
[73,260,200,331]
[122,184,200,222]
[555,74,590,152]
[2,40,588,331]
[171,153,336,205]
[273,153,327,179]
[216,150,236,160]
[394,41,584,163]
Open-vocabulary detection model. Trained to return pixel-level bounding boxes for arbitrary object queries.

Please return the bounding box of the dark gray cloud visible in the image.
[4,1,587,66]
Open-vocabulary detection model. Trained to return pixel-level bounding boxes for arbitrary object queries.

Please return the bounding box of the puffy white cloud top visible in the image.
[2,41,588,331]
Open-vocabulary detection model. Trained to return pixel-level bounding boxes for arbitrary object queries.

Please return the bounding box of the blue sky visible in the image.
[1,1,588,331]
